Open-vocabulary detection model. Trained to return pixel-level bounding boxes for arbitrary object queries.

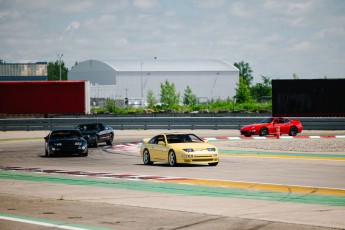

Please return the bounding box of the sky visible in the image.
[1,0,345,83]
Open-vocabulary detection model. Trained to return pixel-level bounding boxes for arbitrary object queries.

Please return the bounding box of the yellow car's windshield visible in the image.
[166,134,203,144]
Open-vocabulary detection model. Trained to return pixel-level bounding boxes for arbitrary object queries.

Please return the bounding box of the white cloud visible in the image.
[292,41,312,51]
[194,0,225,9]
[133,0,159,10]
[0,0,344,80]
[65,21,80,32]
[263,33,285,43]
[230,2,248,17]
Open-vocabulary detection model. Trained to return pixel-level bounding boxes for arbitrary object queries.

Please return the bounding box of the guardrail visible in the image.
[1,117,345,131]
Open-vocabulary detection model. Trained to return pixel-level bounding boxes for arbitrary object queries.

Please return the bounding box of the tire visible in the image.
[289,126,298,136]
[94,136,99,147]
[208,162,218,166]
[143,149,153,165]
[168,150,177,167]
[106,134,113,145]
[259,127,268,136]
[82,150,88,157]
[46,149,51,157]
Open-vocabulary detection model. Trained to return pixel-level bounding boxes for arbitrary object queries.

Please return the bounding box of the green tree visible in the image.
[234,61,254,87]
[146,89,158,108]
[250,75,272,101]
[183,86,197,107]
[48,60,68,80]
[235,77,251,103]
[160,79,180,109]
[292,73,299,80]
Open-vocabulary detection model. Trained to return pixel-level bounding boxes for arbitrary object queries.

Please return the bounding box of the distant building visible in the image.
[0,62,48,81]
[69,59,239,106]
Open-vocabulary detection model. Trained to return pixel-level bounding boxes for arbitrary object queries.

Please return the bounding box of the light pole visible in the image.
[125,88,129,109]
[140,61,143,107]
[57,53,63,81]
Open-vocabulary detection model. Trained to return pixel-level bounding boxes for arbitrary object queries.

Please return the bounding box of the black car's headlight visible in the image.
[75,142,82,146]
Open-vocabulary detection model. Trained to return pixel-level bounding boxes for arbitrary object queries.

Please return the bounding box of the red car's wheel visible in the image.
[259,127,268,136]
[289,126,298,136]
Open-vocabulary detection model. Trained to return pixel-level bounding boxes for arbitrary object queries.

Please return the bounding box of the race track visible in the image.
[1,130,345,230]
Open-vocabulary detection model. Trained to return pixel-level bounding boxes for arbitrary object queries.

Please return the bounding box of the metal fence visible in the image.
[1,117,345,131]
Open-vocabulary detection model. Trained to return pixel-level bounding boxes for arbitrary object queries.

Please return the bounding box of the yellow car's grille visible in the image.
[191,158,214,162]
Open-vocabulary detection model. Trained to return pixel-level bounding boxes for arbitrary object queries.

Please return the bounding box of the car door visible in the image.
[272,118,289,134]
[150,135,168,162]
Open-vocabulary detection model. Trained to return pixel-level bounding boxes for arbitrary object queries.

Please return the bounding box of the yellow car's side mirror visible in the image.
[158,141,166,146]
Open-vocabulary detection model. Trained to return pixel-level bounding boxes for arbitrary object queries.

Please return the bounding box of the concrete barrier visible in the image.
[1,117,345,131]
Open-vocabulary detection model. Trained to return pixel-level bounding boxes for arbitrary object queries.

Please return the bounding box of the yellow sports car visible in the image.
[140,133,219,166]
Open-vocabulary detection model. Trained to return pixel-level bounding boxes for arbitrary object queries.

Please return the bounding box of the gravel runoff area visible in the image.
[216,138,345,153]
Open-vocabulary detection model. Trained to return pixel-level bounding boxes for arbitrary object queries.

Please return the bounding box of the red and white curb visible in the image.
[0,166,186,181]
[109,142,141,153]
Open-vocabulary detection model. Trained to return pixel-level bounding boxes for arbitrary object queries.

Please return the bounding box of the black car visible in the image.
[44,129,88,157]
[75,123,114,147]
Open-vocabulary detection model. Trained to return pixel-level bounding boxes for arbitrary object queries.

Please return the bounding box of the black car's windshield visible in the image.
[76,124,99,131]
[51,130,82,139]
[260,118,274,123]
[166,134,203,144]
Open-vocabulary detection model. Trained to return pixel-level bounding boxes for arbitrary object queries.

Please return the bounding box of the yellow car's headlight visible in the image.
[207,148,216,152]
[183,148,194,153]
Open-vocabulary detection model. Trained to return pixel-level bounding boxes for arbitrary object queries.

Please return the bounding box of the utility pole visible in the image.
[57,53,63,80]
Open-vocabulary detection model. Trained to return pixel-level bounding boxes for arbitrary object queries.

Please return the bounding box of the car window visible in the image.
[157,135,165,144]
[51,131,82,139]
[260,118,274,123]
[148,136,157,144]
[166,134,203,143]
[77,124,98,131]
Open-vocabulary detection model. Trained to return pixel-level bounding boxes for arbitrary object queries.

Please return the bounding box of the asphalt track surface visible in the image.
[1,130,345,230]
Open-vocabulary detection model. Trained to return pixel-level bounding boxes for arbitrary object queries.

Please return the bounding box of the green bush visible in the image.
[94,99,271,115]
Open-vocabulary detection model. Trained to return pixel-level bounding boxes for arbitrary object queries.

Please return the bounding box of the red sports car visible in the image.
[240,117,303,137]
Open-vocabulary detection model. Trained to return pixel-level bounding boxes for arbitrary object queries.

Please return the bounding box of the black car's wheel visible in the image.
[208,162,218,166]
[289,126,298,136]
[106,134,113,145]
[94,136,99,147]
[45,148,49,157]
[82,150,88,157]
[143,149,153,165]
[168,150,177,167]
[46,149,51,157]
[259,127,268,136]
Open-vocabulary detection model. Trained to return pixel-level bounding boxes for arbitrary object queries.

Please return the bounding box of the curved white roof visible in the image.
[99,59,237,72]
[69,59,238,85]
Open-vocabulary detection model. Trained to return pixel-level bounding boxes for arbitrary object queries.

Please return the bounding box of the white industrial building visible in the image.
[68,59,239,106]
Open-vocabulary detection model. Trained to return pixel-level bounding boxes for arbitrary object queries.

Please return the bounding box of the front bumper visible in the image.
[179,152,219,164]
[48,146,88,155]
[240,129,256,135]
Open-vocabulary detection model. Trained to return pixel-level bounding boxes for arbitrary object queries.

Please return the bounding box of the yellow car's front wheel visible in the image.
[168,150,177,167]
[143,149,153,165]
